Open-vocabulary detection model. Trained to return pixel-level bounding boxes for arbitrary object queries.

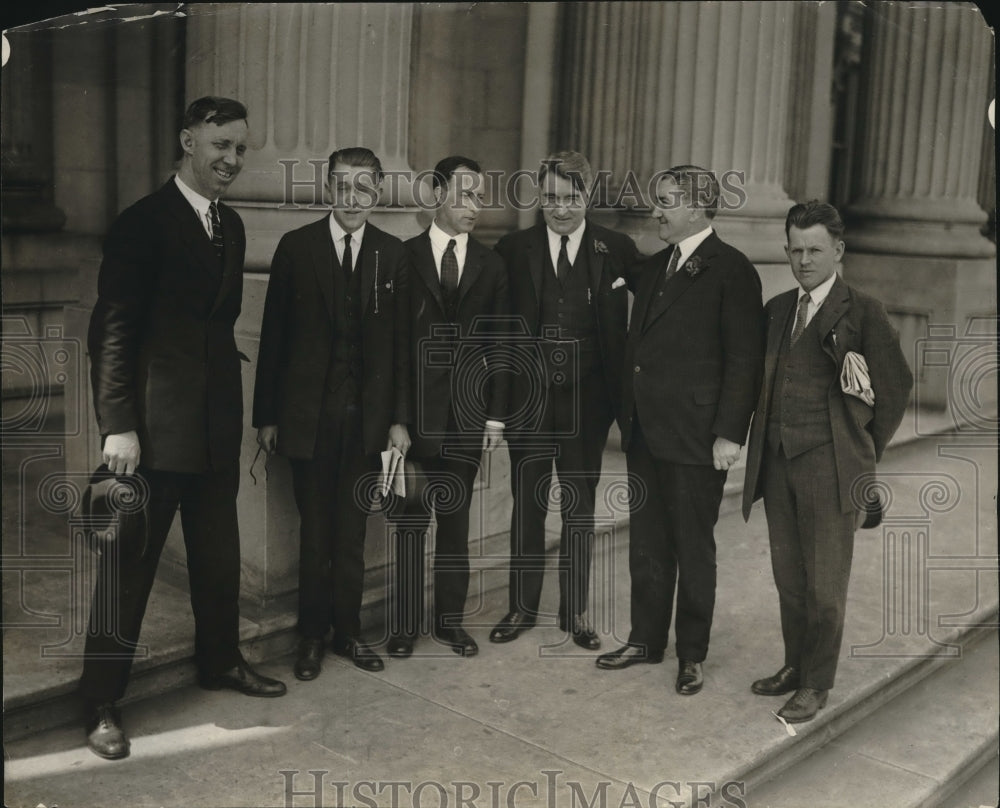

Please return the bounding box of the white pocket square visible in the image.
[611,277,627,290]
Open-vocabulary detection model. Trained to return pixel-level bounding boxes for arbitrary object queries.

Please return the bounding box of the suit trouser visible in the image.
[762,441,855,690]
[391,435,483,636]
[506,367,612,619]
[290,386,377,640]
[79,465,243,703]
[625,420,727,662]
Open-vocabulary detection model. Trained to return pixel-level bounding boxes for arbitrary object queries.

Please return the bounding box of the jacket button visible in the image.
[634,365,641,373]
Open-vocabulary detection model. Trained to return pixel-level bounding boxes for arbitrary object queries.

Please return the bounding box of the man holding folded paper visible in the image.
[742,201,913,724]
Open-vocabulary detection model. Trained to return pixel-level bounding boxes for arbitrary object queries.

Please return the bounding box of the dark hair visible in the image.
[328,147,384,182]
[785,200,845,240]
[432,155,481,191]
[659,165,720,220]
[538,150,593,196]
[182,96,248,129]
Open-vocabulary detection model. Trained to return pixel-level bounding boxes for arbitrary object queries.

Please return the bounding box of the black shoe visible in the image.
[294,638,325,681]
[777,687,829,723]
[85,702,129,760]
[489,611,536,643]
[332,637,385,672]
[200,660,287,697]
[676,659,703,695]
[560,614,600,651]
[387,634,415,659]
[751,665,800,696]
[434,627,478,657]
[595,644,664,670]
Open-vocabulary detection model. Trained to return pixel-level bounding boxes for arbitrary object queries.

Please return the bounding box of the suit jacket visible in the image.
[405,230,510,458]
[494,221,638,430]
[621,231,764,465]
[742,275,913,518]
[88,178,247,473]
[252,216,410,459]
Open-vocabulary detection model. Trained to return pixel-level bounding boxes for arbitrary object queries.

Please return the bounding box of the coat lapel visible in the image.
[161,180,220,279]
[457,238,484,308]
[764,290,797,394]
[209,204,243,314]
[307,216,336,323]
[527,227,546,318]
[641,233,721,333]
[582,225,603,295]
[359,225,379,316]
[412,230,445,314]
[812,275,851,363]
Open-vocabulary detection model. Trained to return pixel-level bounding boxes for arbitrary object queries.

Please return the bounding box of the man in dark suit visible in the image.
[387,156,509,659]
[82,97,286,761]
[253,147,411,681]
[597,165,764,696]
[742,201,912,722]
[492,151,638,650]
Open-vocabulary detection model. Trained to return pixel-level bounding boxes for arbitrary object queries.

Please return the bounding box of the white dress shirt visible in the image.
[546,221,586,272]
[174,175,216,239]
[328,216,366,272]
[795,271,838,331]
[429,221,469,279]
[673,225,714,268]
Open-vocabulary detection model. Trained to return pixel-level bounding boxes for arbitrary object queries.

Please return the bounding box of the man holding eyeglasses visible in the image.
[253,147,411,680]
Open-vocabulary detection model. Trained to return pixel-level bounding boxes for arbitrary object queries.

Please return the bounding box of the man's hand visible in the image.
[103,431,141,476]
[387,423,411,455]
[483,423,504,453]
[712,436,742,471]
[257,425,278,455]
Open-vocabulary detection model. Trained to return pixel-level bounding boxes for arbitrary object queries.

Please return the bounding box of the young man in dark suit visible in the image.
[83,96,286,761]
[387,156,509,659]
[597,166,764,697]
[492,151,638,650]
[742,201,912,723]
[253,147,411,681]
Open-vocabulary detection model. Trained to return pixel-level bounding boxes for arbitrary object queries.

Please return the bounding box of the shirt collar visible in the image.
[801,271,838,307]
[174,174,214,215]
[546,220,586,252]
[674,225,713,263]
[429,220,468,252]
[329,214,366,247]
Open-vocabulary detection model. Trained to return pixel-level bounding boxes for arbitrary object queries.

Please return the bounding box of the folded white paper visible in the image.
[611,276,627,289]
[378,447,406,498]
[841,350,875,406]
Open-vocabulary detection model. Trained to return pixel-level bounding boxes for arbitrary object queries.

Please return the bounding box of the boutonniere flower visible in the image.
[684,255,707,277]
[594,239,609,255]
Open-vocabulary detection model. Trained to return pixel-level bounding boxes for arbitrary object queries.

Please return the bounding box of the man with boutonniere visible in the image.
[598,165,764,700]
[742,200,912,723]
[492,151,638,651]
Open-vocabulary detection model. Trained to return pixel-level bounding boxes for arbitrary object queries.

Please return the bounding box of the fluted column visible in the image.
[559,1,797,265]
[185,3,420,269]
[846,2,994,257]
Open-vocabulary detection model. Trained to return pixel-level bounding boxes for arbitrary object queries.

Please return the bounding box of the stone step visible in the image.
[745,628,999,808]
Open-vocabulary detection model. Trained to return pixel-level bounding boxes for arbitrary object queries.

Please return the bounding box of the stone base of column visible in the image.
[844,253,996,423]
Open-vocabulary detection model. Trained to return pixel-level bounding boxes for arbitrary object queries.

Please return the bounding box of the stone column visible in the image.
[558,1,800,294]
[185,2,421,271]
[180,3,421,608]
[843,2,996,414]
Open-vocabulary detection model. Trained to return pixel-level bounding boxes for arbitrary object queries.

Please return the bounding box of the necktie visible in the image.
[790,292,811,345]
[556,235,571,284]
[209,201,224,257]
[441,238,459,294]
[342,234,353,282]
[663,246,680,281]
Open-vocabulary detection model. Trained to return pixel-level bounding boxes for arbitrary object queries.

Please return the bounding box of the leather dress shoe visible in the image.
[777,687,829,723]
[85,702,129,760]
[489,611,536,643]
[434,627,479,657]
[676,659,704,695]
[560,614,601,651]
[751,665,800,696]
[595,644,664,670]
[332,637,385,672]
[387,634,415,659]
[294,637,325,681]
[200,660,287,697]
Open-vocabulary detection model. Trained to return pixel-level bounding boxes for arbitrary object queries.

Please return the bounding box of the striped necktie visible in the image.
[790,293,811,345]
[209,201,224,257]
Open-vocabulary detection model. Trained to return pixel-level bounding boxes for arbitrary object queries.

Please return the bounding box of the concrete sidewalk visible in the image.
[3,433,998,808]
